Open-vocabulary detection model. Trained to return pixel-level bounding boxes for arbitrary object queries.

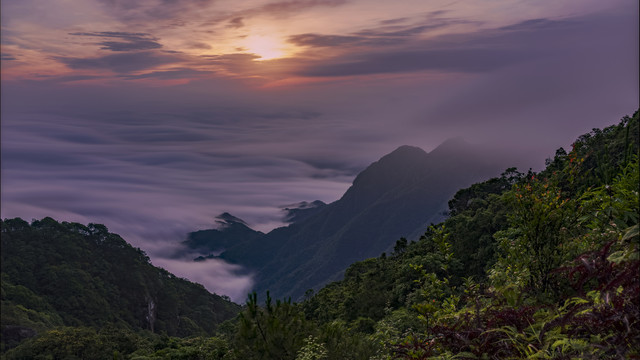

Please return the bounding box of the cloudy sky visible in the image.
[1,0,638,301]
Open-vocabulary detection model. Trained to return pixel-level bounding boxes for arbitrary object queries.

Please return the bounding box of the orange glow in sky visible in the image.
[1,0,622,85]
[242,35,289,61]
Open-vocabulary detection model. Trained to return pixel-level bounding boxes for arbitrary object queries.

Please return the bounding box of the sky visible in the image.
[1,0,638,301]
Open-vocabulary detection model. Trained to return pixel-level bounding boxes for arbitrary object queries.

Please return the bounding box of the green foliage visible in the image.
[300,111,638,359]
[444,169,520,279]
[0,217,240,352]
[492,176,578,295]
[315,320,379,360]
[384,111,639,359]
[302,223,468,330]
[0,275,65,339]
[231,292,380,360]
[3,328,234,360]
[3,326,151,360]
[490,113,639,298]
[133,336,231,359]
[411,225,460,329]
[2,111,637,359]
[579,154,639,232]
[545,111,638,197]
[295,336,328,360]
[234,292,310,359]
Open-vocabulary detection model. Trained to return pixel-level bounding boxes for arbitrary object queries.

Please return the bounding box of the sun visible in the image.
[243,35,287,61]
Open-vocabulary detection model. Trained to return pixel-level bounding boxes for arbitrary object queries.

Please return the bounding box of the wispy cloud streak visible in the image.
[69,31,163,52]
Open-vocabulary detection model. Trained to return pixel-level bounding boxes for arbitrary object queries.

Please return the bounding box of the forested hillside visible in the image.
[1,111,637,359]
[297,112,639,357]
[229,111,639,359]
[0,218,240,354]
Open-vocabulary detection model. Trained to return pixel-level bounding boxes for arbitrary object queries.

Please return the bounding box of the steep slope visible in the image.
[254,140,506,299]
[298,111,640,359]
[0,217,240,349]
[188,139,509,300]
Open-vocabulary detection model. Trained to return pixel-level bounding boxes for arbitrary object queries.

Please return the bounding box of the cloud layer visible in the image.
[1,0,638,301]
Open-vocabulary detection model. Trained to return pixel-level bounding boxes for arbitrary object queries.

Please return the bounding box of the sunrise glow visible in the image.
[243,35,288,61]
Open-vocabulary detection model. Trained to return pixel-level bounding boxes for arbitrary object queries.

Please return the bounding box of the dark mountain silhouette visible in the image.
[184,213,263,256]
[186,139,510,300]
[216,212,249,226]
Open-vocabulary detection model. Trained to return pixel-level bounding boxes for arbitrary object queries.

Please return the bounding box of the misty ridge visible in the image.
[179,137,523,301]
[1,110,638,359]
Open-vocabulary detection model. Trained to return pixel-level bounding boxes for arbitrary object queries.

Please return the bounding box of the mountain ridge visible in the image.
[187,138,510,300]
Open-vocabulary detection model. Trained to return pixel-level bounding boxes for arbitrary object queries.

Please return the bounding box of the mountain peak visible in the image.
[356,145,427,179]
[381,145,428,162]
[215,213,248,227]
[429,137,472,155]
[349,145,430,199]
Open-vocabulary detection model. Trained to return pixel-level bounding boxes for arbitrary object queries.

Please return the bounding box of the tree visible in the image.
[235,292,310,360]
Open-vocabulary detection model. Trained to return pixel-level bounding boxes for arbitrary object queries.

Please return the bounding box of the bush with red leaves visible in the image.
[391,241,639,359]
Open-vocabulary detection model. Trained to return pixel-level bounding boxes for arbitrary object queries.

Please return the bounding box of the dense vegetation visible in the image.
[0,218,240,355]
[1,111,637,359]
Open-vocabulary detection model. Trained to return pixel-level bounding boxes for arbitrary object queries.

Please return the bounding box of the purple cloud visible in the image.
[96,0,215,21]
[69,31,163,52]
[227,17,245,29]
[56,51,181,73]
[288,33,397,47]
[287,14,609,78]
[120,68,216,80]
[288,16,468,48]
[298,48,527,76]
[251,0,347,17]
